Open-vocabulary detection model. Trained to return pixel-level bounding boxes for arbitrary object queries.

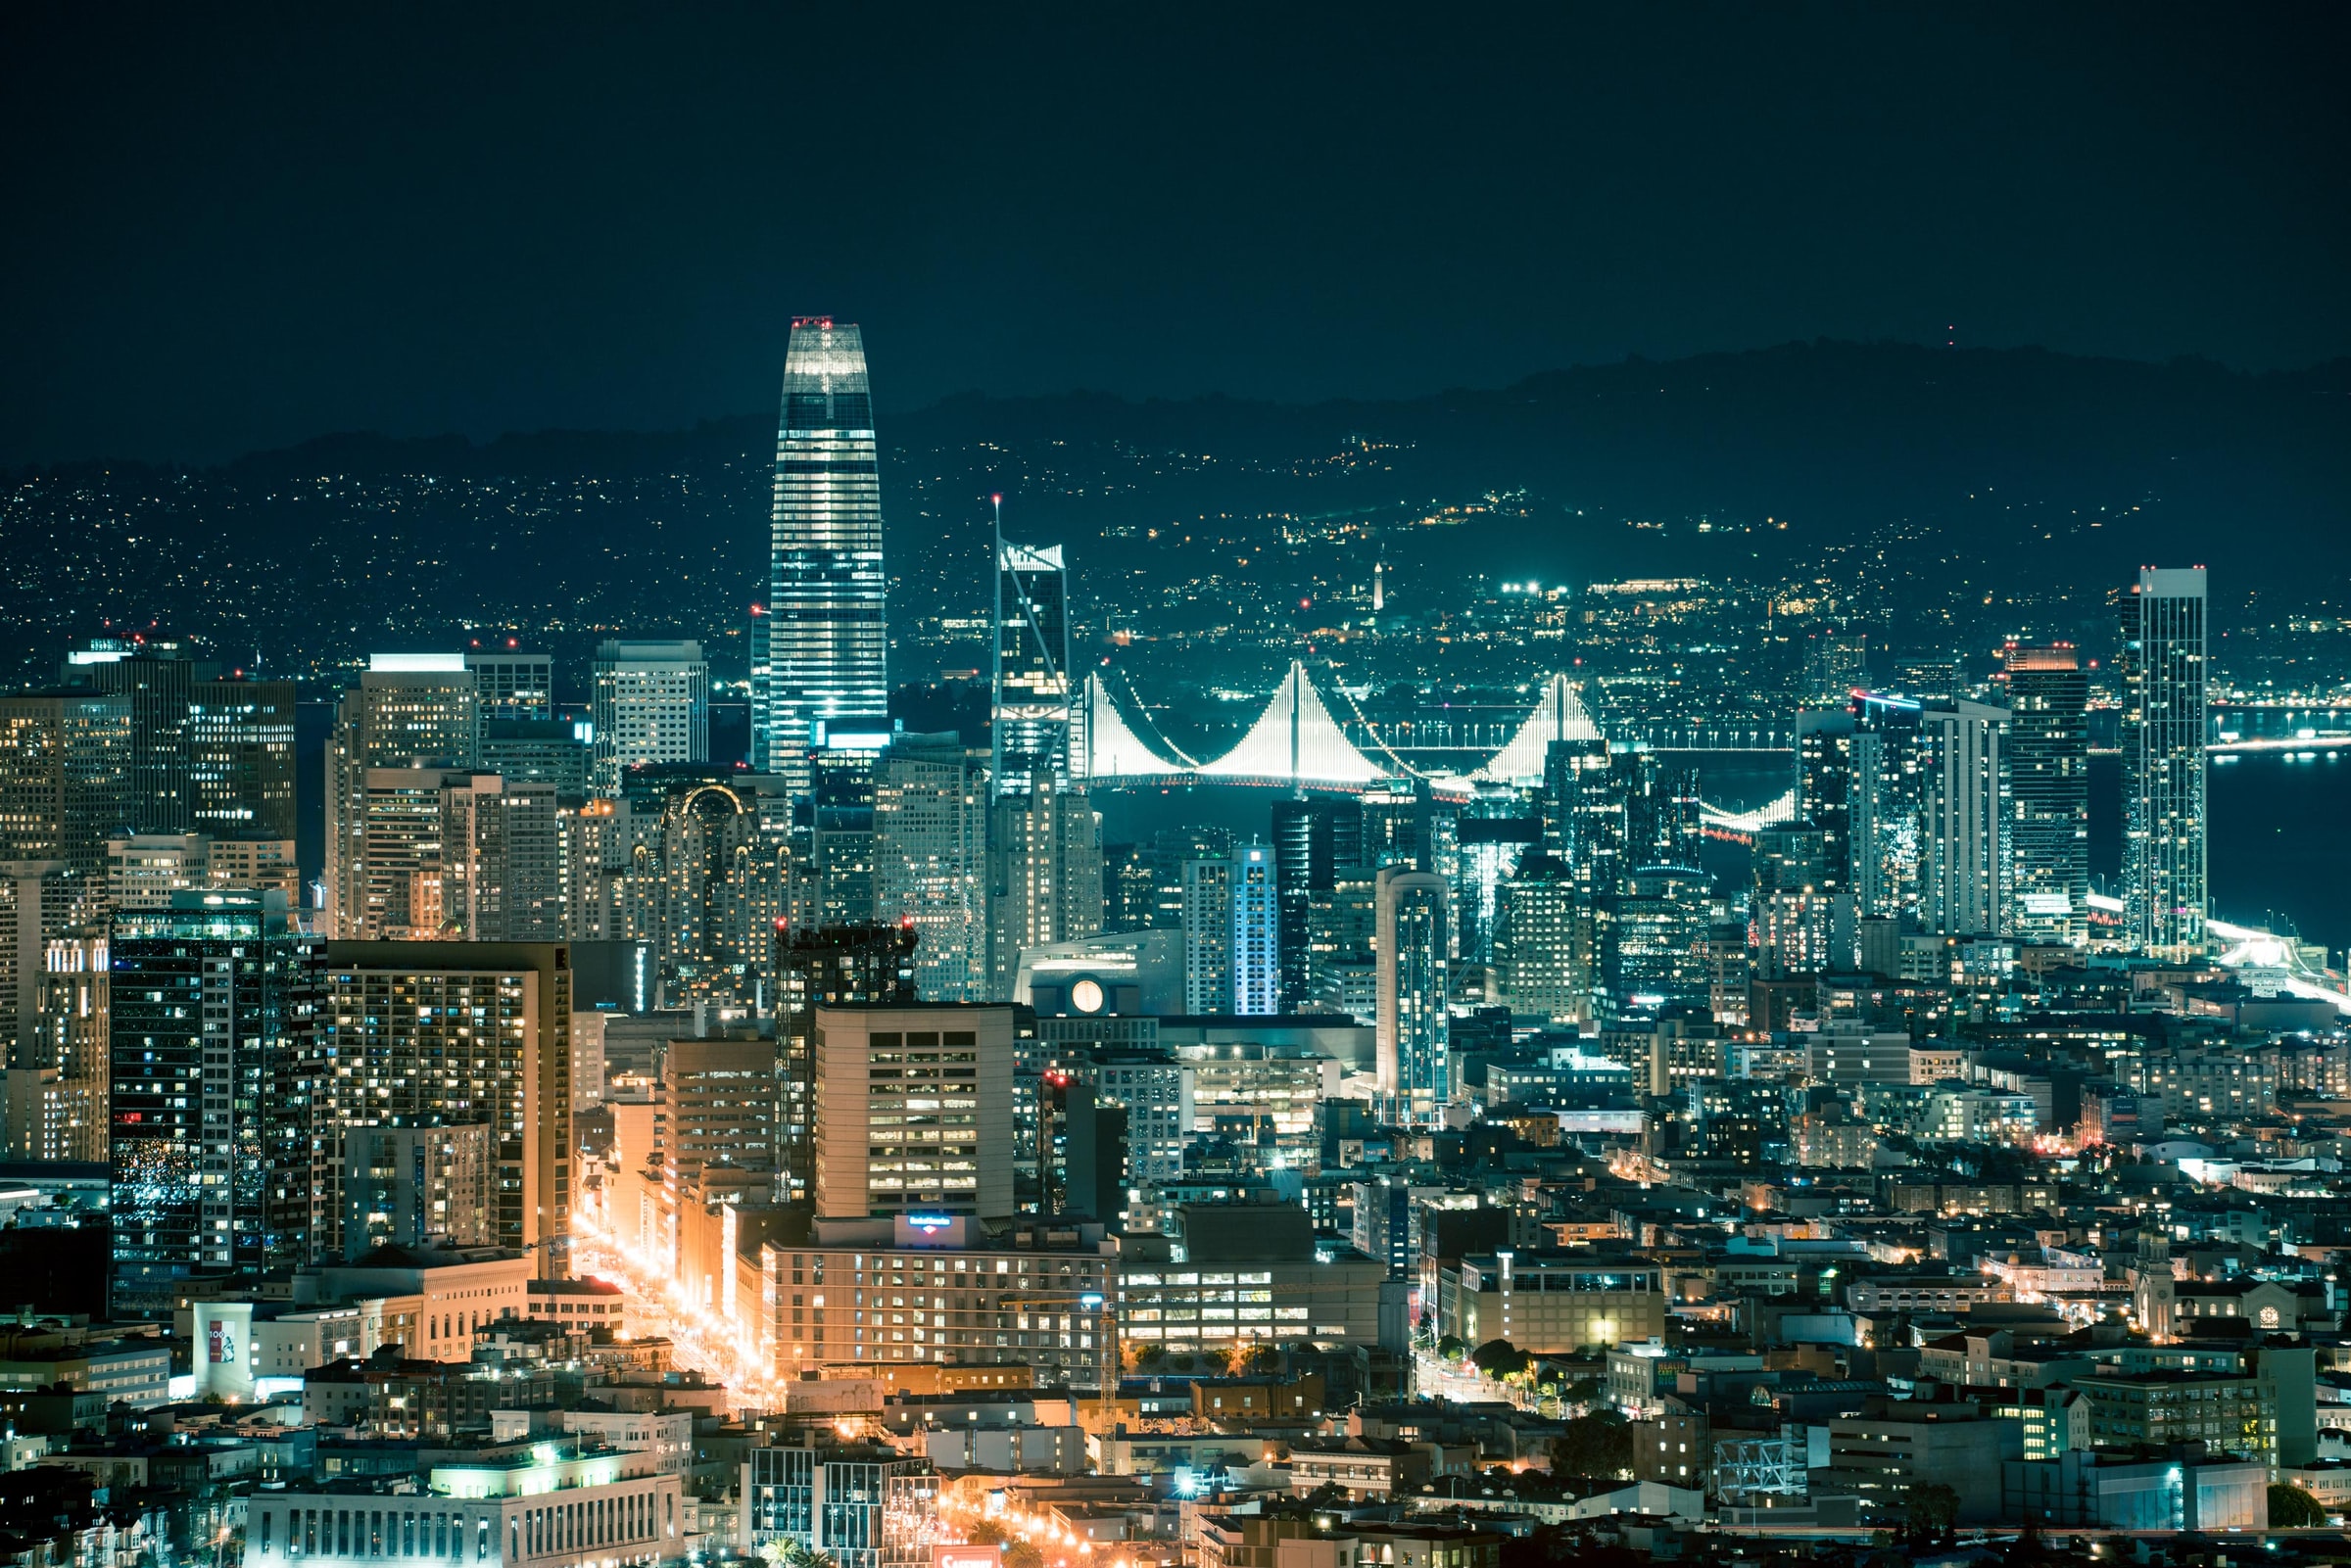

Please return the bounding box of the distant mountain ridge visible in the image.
[133,339,2351,576]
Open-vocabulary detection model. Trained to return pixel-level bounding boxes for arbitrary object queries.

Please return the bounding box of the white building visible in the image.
[591,641,709,795]
[247,1447,683,1568]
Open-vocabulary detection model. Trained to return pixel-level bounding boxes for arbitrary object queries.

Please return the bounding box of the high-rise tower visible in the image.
[2123,567,2209,960]
[2003,642,2088,946]
[764,318,888,796]
[992,508,1074,793]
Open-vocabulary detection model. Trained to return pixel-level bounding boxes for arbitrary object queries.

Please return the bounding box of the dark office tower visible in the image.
[2003,642,2089,947]
[776,924,917,1200]
[109,890,322,1314]
[187,678,297,840]
[2122,567,2209,960]
[1271,798,1348,1011]
[1101,842,1160,934]
[1358,787,1420,870]
[1849,692,1926,920]
[993,533,1074,793]
[1802,627,1870,705]
[67,641,216,834]
[1611,865,1711,1014]
[1613,750,1669,867]
[765,317,888,797]
[1148,827,1233,932]
[480,718,594,800]
[0,691,133,881]
[1797,707,1879,907]
[811,742,882,928]
[462,650,553,721]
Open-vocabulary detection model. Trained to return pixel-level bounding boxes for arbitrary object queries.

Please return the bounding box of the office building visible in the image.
[64,640,218,834]
[810,1004,1014,1222]
[25,927,107,1161]
[110,890,322,1310]
[1307,868,1378,1023]
[339,1121,498,1259]
[325,657,480,935]
[1804,626,1871,705]
[1180,856,1234,1015]
[1271,797,1356,1011]
[463,649,554,720]
[1376,866,1450,1123]
[1064,1046,1195,1188]
[663,1036,782,1203]
[993,536,1074,791]
[743,1439,939,1565]
[106,832,214,911]
[0,691,133,882]
[319,941,574,1275]
[1919,700,2009,936]
[762,317,889,795]
[1230,841,1277,1015]
[204,836,301,905]
[591,641,709,795]
[1798,706,1878,907]
[873,734,987,1002]
[1433,1253,1666,1354]
[2003,642,2088,944]
[1495,850,1583,1023]
[186,677,298,840]
[481,718,594,800]
[1751,826,1837,979]
[777,925,919,1200]
[2123,566,2209,959]
[1102,840,1160,933]
[1610,865,1710,1012]
[810,738,883,928]
[986,774,1102,1000]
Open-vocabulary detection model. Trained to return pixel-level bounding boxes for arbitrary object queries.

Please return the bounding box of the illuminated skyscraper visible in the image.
[590,640,708,796]
[993,524,1074,793]
[1375,866,1450,1123]
[1918,700,2010,936]
[2003,642,2088,945]
[1230,841,1277,1016]
[110,890,322,1311]
[2123,567,2208,959]
[763,318,888,795]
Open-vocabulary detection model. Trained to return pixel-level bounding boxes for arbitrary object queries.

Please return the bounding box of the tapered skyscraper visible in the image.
[762,318,888,794]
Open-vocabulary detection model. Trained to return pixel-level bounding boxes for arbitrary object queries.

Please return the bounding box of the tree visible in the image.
[1902,1483,1960,1543]
[1242,1344,1282,1376]
[2270,1483,2327,1529]
[1549,1413,1633,1481]
[1436,1335,1468,1359]
[1471,1339,1531,1379]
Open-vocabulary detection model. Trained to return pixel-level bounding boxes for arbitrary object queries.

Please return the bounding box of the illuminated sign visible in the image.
[907,1215,954,1236]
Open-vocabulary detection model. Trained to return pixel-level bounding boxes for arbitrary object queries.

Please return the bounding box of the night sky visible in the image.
[4,5,2345,465]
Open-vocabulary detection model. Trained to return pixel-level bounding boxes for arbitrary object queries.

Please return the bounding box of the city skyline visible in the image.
[4,12,2350,1557]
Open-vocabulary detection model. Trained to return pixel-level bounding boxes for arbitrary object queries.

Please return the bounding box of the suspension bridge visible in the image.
[1075,661,1802,827]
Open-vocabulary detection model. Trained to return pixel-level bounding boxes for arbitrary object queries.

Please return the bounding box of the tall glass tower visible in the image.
[764,317,888,794]
[2123,566,2208,959]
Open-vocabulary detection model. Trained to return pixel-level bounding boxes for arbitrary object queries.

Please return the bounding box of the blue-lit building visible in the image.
[1231,841,1277,1016]
[109,889,321,1314]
